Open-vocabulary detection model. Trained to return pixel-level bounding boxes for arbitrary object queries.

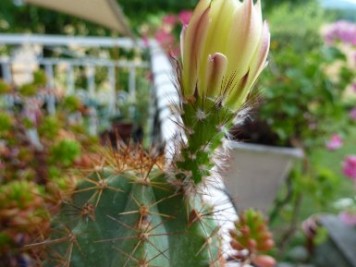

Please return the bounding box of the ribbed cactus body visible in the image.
[46,168,221,267]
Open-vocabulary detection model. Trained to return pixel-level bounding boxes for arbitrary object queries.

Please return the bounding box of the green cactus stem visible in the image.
[41,148,223,267]
[175,97,235,184]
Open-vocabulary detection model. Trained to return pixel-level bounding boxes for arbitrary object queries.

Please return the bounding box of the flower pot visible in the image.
[223,141,304,213]
[313,215,356,267]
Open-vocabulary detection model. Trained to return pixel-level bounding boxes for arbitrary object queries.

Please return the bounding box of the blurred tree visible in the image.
[262,0,309,12]
[0,0,110,35]
[0,0,199,35]
[119,0,197,15]
[267,0,332,51]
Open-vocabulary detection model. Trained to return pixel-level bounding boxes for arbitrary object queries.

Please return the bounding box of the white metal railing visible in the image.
[0,34,177,144]
[0,34,149,113]
[0,34,144,48]
[0,57,149,113]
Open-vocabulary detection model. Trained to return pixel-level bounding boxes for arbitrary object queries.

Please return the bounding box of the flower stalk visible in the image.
[176,0,270,184]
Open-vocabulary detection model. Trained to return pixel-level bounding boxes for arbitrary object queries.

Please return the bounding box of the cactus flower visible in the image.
[181,0,270,110]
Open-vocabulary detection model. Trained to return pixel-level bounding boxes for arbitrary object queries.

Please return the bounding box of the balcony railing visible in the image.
[0,34,178,145]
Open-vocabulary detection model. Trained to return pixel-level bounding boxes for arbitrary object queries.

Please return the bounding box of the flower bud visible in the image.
[181,0,270,111]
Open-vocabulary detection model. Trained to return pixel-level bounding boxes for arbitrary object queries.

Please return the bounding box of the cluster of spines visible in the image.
[28,145,223,267]
[173,98,235,184]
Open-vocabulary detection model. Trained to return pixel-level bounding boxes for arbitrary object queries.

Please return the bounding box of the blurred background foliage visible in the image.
[1,0,356,265]
[267,1,331,50]
[0,0,325,35]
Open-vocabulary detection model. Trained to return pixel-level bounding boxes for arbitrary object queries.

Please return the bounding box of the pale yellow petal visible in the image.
[225,0,263,81]
[197,0,238,96]
[226,21,270,109]
[182,0,211,96]
[205,53,228,98]
[180,26,187,59]
[244,22,270,93]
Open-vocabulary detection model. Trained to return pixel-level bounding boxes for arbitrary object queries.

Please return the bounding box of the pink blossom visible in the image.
[323,21,356,45]
[352,83,356,93]
[178,10,193,25]
[162,14,177,25]
[326,134,343,150]
[350,108,356,121]
[155,29,175,46]
[343,155,356,181]
[339,211,356,226]
[154,28,178,55]
[141,34,149,47]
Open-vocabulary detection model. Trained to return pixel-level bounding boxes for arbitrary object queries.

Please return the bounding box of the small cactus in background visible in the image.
[0,76,98,265]
[37,0,270,266]
[0,181,50,266]
[0,79,11,94]
[0,112,13,135]
[17,70,46,97]
[19,83,38,97]
[32,70,47,87]
[230,209,276,267]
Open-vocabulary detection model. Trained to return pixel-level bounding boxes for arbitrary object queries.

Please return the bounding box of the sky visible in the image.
[321,0,356,9]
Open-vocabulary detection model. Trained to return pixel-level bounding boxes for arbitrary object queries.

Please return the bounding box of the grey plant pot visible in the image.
[223,141,304,213]
[314,215,356,267]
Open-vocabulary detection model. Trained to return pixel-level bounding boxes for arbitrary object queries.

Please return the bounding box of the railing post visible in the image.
[45,63,56,114]
[67,64,75,95]
[0,61,14,109]
[88,106,98,136]
[128,63,136,119]
[129,63,136,100]
[87,64,95,99]
[1,62,12,83]
[108,65,116,115]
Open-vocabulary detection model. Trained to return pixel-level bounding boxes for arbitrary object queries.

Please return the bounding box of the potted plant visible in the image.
[26,1,278,266]
[223,2,354,214]
[308,155,356,267]
[98,66,152,146]
[99,90,148,146]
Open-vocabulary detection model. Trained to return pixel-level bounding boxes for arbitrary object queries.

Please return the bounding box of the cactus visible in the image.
[229,209,276,267]
[0,181,50,266]
[0,79,11,94]
[37,0,271,266]
[43,147,222,267]
[0,112,13,135]
[0,78,98,265]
